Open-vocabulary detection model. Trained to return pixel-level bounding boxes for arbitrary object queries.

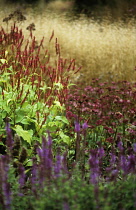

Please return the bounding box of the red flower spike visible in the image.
[49,30,54,42]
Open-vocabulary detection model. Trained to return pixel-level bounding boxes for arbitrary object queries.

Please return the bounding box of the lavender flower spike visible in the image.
[0,155,11,210]
[5,121,14,151]
[133,143,136,153]
[82,121,88,130]
[74,121,80,132]
[18,163,26,189]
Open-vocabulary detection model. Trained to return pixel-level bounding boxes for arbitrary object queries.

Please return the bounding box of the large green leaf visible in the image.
[55,116,69,124]
[13,125,33,144]
[59,131,71,145]
[15,108,27,123]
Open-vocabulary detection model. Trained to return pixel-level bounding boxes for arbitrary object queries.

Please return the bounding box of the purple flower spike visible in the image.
[31,157,38,196]
[98,147,105,158]
[117,141,124,152]
[120,155,128,174]
[37,148,43,160]
[54,154,62,178]
[89,149,101,184]
[110,152,117,166]
[74,121,80,132]
[5,121,14,151]
[127,154,136,173]
[82,121,88,130]
[90,172,99,185]
[0,155,11,210]
[3,182,11,210]
[133,143,136,153]
[36,134,53,185]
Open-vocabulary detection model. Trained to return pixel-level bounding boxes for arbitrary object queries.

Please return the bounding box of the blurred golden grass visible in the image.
[46,0,74,12]
[0,5,136,85]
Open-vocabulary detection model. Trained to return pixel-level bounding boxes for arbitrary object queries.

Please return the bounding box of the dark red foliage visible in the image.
[66,79,136,143]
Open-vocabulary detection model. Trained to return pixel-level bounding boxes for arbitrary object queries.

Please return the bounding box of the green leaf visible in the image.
[53,82,63,90]
[55,116,69,124]
[1,111,7,119]
[25,160,33,167]
[53,100,61,106]
[7,66,13,71]
[46,115,54,123]
[0,141,5,146]
[59,131,71,145]
[13,125,33,144]
[0,59,7,64]
[15,109,26,123]
[7,99,14,106]
[20,118,31,125]
[2,105,11,114]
